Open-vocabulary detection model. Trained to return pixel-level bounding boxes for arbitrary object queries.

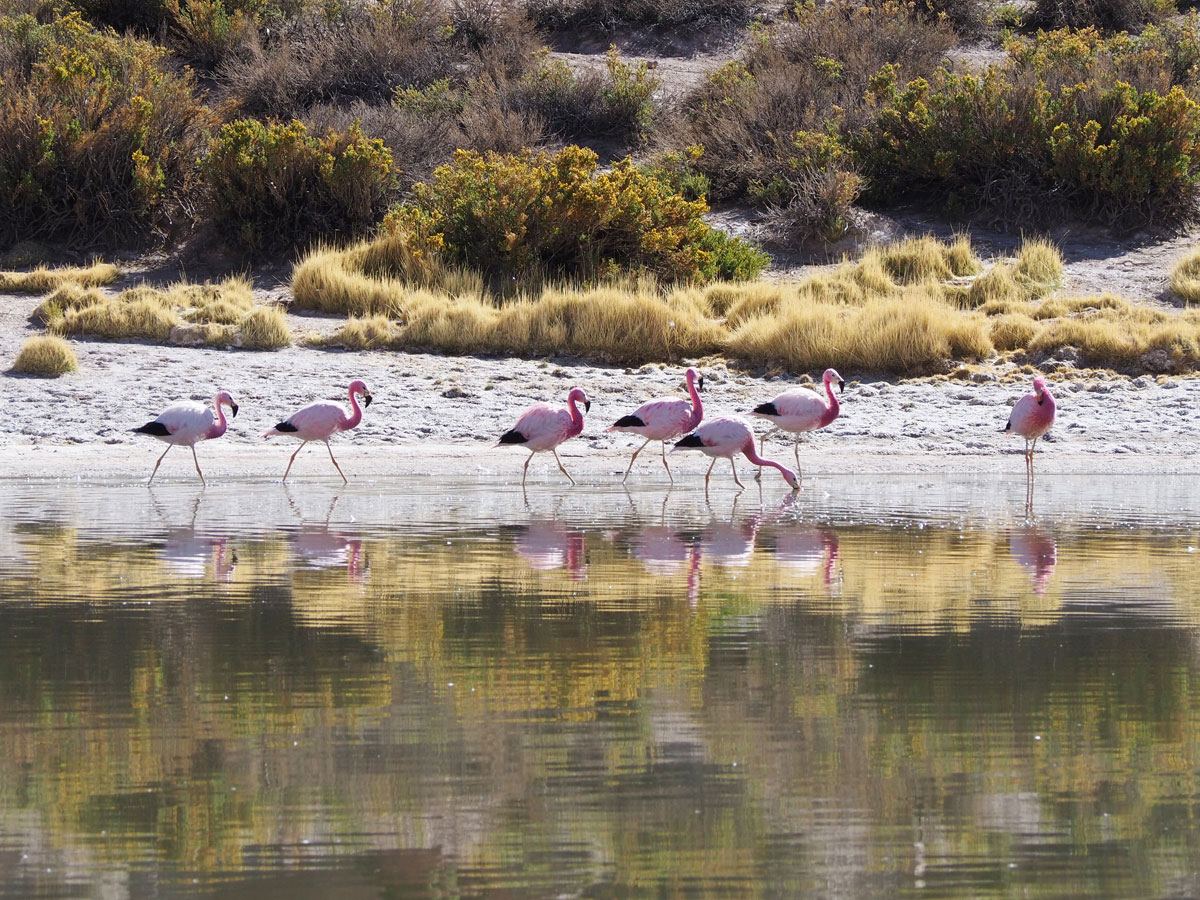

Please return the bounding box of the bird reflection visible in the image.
[513,520,587,580]
[1009,524,1057,595]
[286,490,367,584]
[774,527,840,585]
[153,489,237,582]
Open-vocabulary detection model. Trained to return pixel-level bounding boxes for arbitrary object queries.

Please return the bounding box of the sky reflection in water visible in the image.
[0,475,1197,899]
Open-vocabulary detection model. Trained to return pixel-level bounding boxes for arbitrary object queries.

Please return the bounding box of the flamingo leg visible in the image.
[730,457,744,489]
[623,438,651,483]
[282,441,307,483]
[793,437,801,472]
[755,430,774,480]
[190,445,207,486]
[705,457,716,490]
[324,439,348,484]
[148,444,172,484]
[553,449,576,486]
[522,451,534,487]
[660,441,674,483]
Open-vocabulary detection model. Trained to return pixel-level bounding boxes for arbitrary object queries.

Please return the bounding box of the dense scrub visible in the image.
[0,8,208,247]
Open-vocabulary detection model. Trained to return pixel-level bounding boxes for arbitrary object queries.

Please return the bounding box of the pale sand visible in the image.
[4,289,1198,481]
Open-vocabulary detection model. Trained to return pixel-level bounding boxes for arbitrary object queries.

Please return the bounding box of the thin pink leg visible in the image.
[324,439,348,484]
[148,444,172,484]
[282,441,307,482]
[190,445,206,486]
[623,438,651,483]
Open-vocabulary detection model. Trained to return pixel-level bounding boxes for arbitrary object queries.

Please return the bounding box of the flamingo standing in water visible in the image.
[750,367,844,476]
[673,416,800,490]
[262,379,373,483]
[133,390,238,485]
[608,367,704,483]
[1005,376,1056,479]
[497,387,591,486]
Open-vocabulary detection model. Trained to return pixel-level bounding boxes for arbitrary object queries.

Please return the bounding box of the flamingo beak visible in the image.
[584,399,591,413]
[364,393,374,407]
[231,403,239,417]
[698,376,705,393]
[838,379,845,393]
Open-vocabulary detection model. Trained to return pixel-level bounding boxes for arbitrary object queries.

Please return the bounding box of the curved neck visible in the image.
[343,389,364,431]
[742,441,794,483]
[685,375,703,429]
[206,397,229,440]
[566,395,585,437]
[820,378,840,427]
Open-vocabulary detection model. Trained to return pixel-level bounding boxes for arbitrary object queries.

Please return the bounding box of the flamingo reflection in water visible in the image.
[513,520,588,581]
[286,492,367,584]
[1009,524,1057,595]
[154,491,237,583]
[770,492,840,586]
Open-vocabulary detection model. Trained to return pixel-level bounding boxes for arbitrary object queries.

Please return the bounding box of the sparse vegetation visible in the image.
[11,334,78,376]
[526,0,758,40]
[35,276,290,348]
[0,262,121,293]
[1024,0,1176,33]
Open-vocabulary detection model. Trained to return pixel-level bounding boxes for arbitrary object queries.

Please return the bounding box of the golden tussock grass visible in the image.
[1170,249,1200,304]
[11,335,78,376]
[293,232,1200,374]
[38,276,290,349]
[0,261,122,293]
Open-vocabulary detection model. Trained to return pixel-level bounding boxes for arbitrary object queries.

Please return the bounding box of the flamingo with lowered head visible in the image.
[133,390,238,485]
[497,387,591,486]
[1005,376,1056,479]
[751,367,844,474]
[608,367,704,483]
[673,416,800,491]
[262,379,373,483]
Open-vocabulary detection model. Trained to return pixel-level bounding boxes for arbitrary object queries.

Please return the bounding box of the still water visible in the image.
[0,475,1197,899]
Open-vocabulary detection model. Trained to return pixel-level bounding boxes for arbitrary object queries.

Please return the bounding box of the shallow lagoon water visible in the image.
[0,474,1198,899]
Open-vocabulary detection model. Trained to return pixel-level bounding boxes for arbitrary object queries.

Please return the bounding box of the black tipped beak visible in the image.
[838,379,845,393]
[584,400,591,413]
[231,403,239,417]
[364,394,373,407]
[698,376,705,393]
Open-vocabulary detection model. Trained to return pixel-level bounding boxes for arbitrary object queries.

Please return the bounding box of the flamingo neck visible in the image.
[685,374,703,429]
[820,378,840,427]
[566,396,585,437]
[206,397,229,440]
[742,441,795,484]
[343,390,364,431]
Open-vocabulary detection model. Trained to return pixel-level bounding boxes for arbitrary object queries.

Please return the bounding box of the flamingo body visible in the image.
[498,387,590,485]
[673,416,799,490]
[134,390,238,484]
[609,368,704,482]
[1005,376,1056,481]
[751,367,843,474]
[263,379,373,483]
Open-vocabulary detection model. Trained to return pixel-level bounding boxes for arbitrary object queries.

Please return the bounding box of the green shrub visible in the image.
[525,0,757,36]
[1025,0,1175,33]
[0,9,207,248]
[674,1,954,210]
[386,145,767,292]
[202,118,397,253]
[856,28,1200,227]
[11,334,77,376]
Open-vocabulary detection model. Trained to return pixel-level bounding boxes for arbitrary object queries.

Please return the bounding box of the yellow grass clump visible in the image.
[316,315,402,349]
[867,234,980,284]
[36,276,289,349]
[11,335,78,376]
[292,245,404,316]
[238,305,292,349]
[0,261,121,293]
[1014,237,1063,297]
[1170,249,1200,304]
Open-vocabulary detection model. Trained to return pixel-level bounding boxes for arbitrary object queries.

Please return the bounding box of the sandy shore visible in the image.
[4,289,1200,480]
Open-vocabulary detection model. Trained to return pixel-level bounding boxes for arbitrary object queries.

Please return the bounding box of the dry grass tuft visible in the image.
[1170,250,1200,305]
[0,262,122,293]
[316,315,402,350]
[238,305,292,349]
[1015,238,1064,298]
[11,335,78,376]
[292,245,405,317]
[37,276,289,348]
[868,234,980,284]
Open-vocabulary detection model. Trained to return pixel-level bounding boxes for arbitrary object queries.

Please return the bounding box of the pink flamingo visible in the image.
[751,367,844,474]
[608,367,704,483]
[262,379,373,483]
[672,416,800,490]
[1005,376,1056,479]
[496,387,591,486]
[133,390,238,485]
